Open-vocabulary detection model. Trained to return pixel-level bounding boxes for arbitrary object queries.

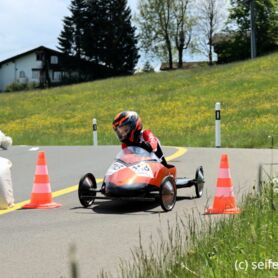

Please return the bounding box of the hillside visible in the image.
[0,52,277,147]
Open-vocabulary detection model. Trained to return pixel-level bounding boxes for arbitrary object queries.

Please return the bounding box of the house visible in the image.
[0,46,70,91]
[0,46,112,92]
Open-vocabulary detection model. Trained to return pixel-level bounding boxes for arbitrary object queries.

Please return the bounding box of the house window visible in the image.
[52,71,62,81]
[19,71,26,78]
[32,70,40,80]
[51,56,58,64]
[36,53,43,61]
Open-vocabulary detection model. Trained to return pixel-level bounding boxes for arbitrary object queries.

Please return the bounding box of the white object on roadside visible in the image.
[0,130,13,150]
[0,157,14,209]
[29,147,40,151]
[215,102,221,148]
[93,118,98,146]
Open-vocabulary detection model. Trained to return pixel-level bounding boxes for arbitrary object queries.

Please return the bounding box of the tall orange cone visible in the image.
[205,154,240,214]
[22,151,61,209]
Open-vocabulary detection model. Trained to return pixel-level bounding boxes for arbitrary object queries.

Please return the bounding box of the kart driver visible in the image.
[112,111,168,166]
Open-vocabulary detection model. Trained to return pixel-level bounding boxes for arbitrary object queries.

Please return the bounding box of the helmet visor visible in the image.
[114,125,131,142]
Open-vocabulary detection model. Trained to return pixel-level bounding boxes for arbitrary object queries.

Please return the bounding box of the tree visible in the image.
[104,0,140,74]
[197,0,227,65]
[173,0,195,68]
[58,0,87,81]
[58,0,87,59]
[57,16,74,56]
[58,0,139,76]
[142,60,155,72]
[214,0,278,63]
[136,0,195,69]
[229,0,278,56]
[81,0,108,64]
[136,0,175,69]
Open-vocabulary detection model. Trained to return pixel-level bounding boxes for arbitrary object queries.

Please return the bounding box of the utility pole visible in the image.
[249,0,257,58]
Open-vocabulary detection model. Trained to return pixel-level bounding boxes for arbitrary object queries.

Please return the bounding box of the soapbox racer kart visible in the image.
[78,146,204,212]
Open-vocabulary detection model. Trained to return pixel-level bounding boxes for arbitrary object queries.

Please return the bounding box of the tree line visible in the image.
[215,0,278,63]
[58,0,278,78]
[137,0,278,68]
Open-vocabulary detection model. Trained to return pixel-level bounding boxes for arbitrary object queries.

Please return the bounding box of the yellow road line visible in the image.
[165,146,187,162]
[0,147,187,216]
[52,178,103,198]
[0,201,30,215]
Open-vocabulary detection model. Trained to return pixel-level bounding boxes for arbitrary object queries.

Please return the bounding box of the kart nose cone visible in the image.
[105,182,148,197]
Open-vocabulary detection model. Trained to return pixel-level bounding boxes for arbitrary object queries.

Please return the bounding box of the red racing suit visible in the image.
[121,130,167,165]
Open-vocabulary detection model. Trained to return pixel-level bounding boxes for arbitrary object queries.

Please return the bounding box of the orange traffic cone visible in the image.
[205,154,240,214]
[22,151,61,209]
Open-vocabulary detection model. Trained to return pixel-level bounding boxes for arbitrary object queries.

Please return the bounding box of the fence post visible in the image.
[258,164,263,194]
[268,135,274,178]
[92,118,98,146]
[215,102,221,148]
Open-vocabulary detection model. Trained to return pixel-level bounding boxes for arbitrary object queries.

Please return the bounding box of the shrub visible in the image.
[4,82,39,93]
[142,61,155,73]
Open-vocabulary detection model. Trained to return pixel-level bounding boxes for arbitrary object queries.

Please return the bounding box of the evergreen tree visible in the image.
[58,16,74,55]
[84,0,139,74]
[71,0,87,59]
[58,0,139,76]
[82,0,107,63]
[105,0,139,74]
[58,0,87,58]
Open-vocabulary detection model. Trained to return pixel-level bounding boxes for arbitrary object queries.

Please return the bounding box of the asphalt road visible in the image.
[0,146,276,278]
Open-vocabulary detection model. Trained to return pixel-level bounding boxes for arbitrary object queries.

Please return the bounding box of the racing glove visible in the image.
[140,141,153,152]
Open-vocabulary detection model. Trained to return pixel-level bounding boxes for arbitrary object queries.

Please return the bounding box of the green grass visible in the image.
[0,52,277,147]
[116,183,278,278]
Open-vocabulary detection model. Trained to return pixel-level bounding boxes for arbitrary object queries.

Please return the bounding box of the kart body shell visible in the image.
[78,146,204,212]
[103,147,176,197]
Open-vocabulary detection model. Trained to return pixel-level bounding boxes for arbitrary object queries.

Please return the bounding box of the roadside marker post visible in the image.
[215,102,221,148]
[93,118,98,146]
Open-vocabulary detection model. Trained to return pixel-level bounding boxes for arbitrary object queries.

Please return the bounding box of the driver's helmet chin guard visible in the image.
[112,111,142,143]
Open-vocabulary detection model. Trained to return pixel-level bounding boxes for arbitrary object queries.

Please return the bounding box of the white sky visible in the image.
[0,0,138,62]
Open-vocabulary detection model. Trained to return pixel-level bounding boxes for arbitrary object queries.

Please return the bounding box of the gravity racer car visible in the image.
[78,146,204,212]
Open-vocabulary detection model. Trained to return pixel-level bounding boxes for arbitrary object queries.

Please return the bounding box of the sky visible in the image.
[0,0,226,66]
[0,0,138,62]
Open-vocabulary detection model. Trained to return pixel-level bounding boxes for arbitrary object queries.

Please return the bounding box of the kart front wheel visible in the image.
[159,176,177,212]
[78,173,97,207]
[195,166,204,198]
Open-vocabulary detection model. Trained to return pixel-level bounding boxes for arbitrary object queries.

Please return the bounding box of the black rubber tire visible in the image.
[78,173,97,207]
[195,166,204,198]
[159,176,177,212]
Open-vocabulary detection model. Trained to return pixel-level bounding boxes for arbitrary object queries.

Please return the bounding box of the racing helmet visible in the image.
[112,111,142,143]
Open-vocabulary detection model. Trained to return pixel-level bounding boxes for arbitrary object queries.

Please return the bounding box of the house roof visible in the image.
[0,46,63,66]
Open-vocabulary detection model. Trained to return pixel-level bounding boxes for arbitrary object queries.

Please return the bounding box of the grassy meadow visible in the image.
[116,183,278,278]
[0,52,277,147]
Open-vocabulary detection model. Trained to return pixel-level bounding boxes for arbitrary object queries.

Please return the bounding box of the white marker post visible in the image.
[92,118,98,146]
[215,102,221,148]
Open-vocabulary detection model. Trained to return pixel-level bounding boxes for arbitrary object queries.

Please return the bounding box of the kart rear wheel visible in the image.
[195,166,204,198]
[159,176,177,212]
[78,173,97,207]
